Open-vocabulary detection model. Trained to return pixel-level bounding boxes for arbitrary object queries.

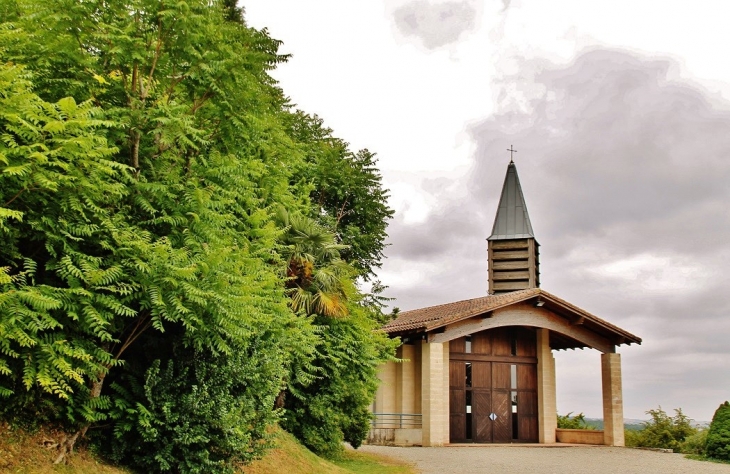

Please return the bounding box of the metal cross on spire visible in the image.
[507,145,517,163]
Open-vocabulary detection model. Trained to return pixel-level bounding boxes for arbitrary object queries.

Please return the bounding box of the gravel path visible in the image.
[359,445,730,474]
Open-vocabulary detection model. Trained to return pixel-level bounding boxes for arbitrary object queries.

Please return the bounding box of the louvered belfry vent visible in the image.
[488,162,540,294]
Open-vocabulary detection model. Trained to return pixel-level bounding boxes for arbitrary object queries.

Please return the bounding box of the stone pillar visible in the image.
[421,341,448,446]
[397,344,416,415]
[536,328,557,443]
[601,352,625,446]
[375,361,397,427]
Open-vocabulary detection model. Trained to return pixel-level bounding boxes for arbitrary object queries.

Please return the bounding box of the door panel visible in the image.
[471,332,492,355]
[492,328,512,356]
[492,390,512,442]
[519,415,538,442]
[492,363,511,390]
[450,389,464,414]
[472,391,492,443]
[450,414,466,443]
[516,328,537,357]
[449,337,466,353]
[450,361,465,389]
[517,364,537,390]
[517,390,537,416]
[471,362,491,389]
[449,389,465,442]
[517,391,538,442]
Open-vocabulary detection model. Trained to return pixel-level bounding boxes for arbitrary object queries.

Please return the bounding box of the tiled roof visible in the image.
[382,288,642,346]
[383,289,539,333]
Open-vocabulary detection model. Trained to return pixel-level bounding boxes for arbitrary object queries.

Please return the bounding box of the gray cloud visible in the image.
[393,0,476,49]
[381,48,730,419]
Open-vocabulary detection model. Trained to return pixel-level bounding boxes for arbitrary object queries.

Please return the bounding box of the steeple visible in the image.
[489,161,535,240]
[487,160,540,294]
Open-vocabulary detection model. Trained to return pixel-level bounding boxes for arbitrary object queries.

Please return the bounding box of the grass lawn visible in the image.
[242,430,416,474]
[0,422,130,474]
[685,454,730,465]
[0,422,416,474]
[330,449,416,474]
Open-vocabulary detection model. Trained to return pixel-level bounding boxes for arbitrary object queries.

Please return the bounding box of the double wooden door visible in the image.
[449,360,537,443]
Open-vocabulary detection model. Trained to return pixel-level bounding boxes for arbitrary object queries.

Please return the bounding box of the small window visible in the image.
[512,390,519,440]
[465,335,472,354]
[510,364,517,389]
[465,362,472,388]
[510,335,517,356]
[466,390,473,440]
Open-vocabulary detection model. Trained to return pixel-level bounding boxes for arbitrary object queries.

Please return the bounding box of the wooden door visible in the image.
[472,390,492,442]
[491,390,512,442]
[471,362,489,442]
[467,362,513,443]
[490,363,512,443]
[449,361,466,443]
[516,364,538,442]
[448,328,539,443]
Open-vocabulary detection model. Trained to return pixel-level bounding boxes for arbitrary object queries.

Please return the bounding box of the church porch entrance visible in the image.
[448,327,538,443]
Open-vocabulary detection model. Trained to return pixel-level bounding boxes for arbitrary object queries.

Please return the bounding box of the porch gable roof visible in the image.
[382,288,642,348]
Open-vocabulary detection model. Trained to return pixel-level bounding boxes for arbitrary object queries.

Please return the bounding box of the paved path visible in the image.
[359,445,730,474]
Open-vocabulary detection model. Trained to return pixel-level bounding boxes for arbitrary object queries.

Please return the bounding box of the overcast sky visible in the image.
[243,0,730,422]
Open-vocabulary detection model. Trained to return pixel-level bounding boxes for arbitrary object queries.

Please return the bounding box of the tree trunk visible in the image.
[53,375,106,465]
[274,389,286,409]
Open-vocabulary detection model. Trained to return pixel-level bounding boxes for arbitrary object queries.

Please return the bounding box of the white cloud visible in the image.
[392,0,478,49]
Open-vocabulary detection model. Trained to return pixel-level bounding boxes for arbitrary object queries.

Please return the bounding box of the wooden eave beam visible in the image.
[539,293,641,345]
[427,303,615,353]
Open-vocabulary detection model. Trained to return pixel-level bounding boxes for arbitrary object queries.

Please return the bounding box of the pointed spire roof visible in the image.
[488,161,535,240]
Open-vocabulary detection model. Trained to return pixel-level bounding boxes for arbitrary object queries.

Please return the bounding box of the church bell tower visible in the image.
[487,157,540,294]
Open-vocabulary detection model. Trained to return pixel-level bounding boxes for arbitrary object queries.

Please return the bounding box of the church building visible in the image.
[368,158,641,447]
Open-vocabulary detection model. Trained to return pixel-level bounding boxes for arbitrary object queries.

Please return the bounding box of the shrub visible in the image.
[680,429,708,455]
[706,401,730,461]
[103,341,284,474]
[624,429,642,447]
[557,412,595,430]
[630,406,697,452]
[282,312,396,457]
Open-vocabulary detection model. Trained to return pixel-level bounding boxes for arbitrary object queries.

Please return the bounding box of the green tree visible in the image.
[285,112,393,277]
[275,209,396,456]
[627,406,696,452]
[1,0,397,470]
[706,401,730,460]
[277,207,354,318]
[282,307,397,457]
[0,0,313,466]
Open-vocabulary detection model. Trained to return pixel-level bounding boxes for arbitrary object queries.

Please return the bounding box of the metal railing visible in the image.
[371,413,422,429]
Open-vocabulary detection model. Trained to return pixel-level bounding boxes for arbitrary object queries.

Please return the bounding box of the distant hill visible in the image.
[584,418,710,431]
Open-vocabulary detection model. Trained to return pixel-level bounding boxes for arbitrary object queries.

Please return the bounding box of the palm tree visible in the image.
[277,207,354,318]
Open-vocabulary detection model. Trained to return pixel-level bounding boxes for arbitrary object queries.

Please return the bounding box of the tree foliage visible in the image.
[625,406,696,452]
[557,412,595,430]
[706,401,730,460]
[277,207,354,318]
[0,0,396,470]
[286,112,393,278]
[282,309,397,457]
[276,209,397,456]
